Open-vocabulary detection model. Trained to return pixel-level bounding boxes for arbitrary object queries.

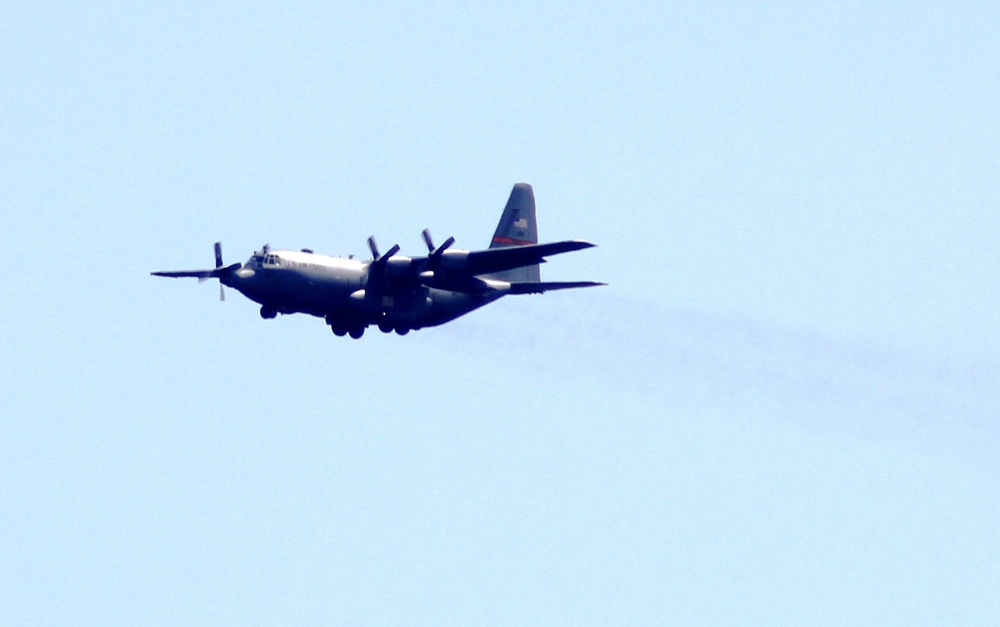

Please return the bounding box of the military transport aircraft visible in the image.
[152,183,604,338]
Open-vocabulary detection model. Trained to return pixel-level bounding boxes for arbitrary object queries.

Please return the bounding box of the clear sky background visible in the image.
[3,2,999,624]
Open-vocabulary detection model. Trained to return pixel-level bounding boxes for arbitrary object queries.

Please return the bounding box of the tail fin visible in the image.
[488,183,541,282]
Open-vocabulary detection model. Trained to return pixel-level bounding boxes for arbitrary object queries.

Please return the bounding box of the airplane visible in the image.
[152,183,604,338]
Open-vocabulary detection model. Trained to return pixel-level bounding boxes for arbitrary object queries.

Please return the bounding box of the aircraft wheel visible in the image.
[348,327,365,339]
[378,322,393,333]
[331,325,347,337]
[260,306,277,319]
[395,327,410,336]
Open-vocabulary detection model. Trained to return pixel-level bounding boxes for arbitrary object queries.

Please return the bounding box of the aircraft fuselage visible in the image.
[225,249,507,335]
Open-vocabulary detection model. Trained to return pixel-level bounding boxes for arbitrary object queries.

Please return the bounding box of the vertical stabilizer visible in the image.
[488,183,541,282]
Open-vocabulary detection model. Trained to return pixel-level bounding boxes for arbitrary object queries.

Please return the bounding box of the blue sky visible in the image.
[3,2,999,624]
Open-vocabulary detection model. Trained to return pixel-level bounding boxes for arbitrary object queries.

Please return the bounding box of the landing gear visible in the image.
[260,306,277,319]
[377,322,410,335]
[327,316,364,338]
[331,324,364,339]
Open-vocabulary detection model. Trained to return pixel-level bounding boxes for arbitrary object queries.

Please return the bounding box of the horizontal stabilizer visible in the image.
[508,281,607,294]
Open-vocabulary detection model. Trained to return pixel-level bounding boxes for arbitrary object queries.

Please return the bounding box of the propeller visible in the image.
[365,236,406,299]
[421,229,455,264]
[150,242,241,302]
[415,230,474,292]
[367,236,400,263]
[215,242,225,300]
[432,236,455,258]
[196,242,233,300]
[419,229,456,283]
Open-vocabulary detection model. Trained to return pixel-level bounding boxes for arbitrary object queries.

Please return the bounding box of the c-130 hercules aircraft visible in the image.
[152,183,604,339]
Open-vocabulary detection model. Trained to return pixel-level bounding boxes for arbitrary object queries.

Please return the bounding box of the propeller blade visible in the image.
[422,229,434,253]
[214,242,223,268]
[383,243,400,260]
[367,236,380,261]
[220,284,225,301]
[435,236,455,255]
[428,236,456,266]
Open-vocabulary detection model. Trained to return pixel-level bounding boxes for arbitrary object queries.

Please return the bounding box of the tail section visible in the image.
[488,183,540,282]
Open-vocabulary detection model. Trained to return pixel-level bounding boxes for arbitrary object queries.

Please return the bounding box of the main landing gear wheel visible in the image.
[348,327,365,339]
[377,321,409,335]
[260,306,277,319]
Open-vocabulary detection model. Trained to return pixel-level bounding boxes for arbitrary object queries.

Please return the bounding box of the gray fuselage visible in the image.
[225,249,506,332]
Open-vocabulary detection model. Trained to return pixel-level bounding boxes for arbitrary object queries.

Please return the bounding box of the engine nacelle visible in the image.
[384,256,415,280]
[439,249,469,271]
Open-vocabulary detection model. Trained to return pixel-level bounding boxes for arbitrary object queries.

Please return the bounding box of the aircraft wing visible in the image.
[151,263,241,279]
[151,270,217,278]
[458,240,596,277]
[373,239,600,295]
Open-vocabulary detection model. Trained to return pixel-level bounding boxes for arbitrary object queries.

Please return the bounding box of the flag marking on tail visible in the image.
[491,235,534,246]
